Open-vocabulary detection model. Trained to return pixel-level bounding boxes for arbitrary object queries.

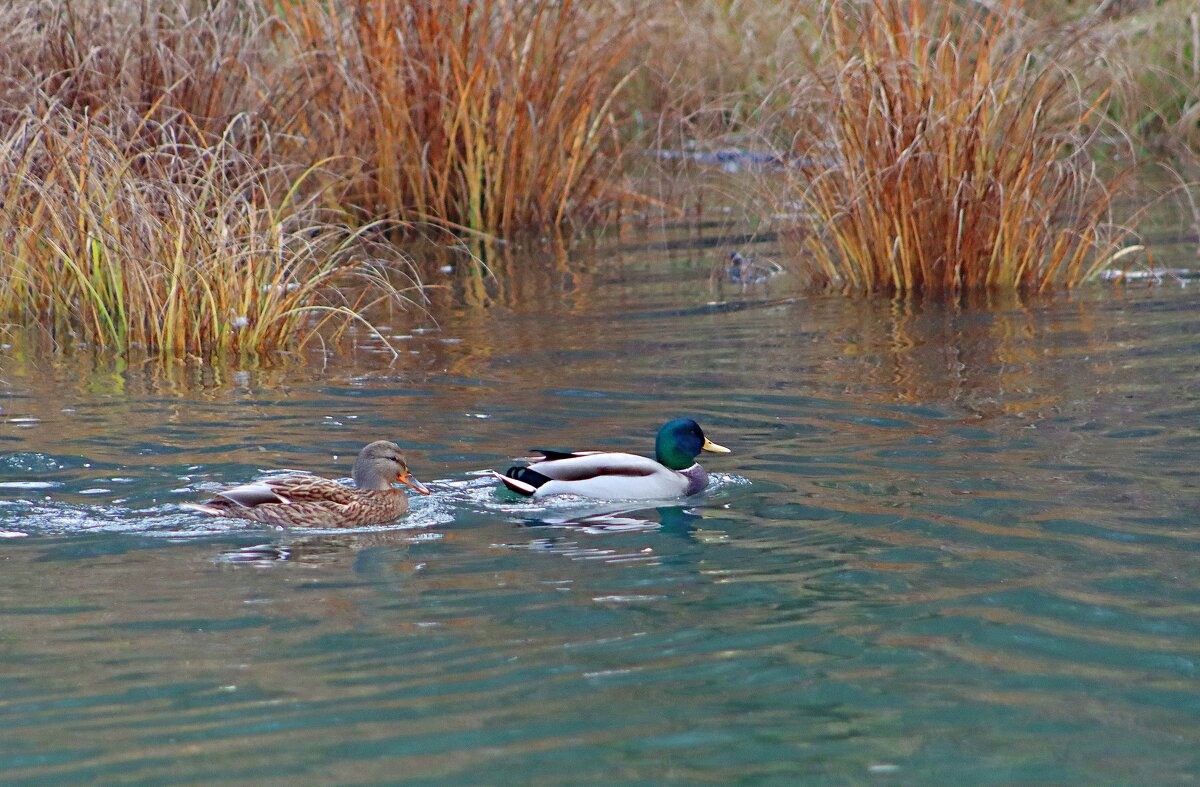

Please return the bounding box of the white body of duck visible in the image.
[493,419,729,501]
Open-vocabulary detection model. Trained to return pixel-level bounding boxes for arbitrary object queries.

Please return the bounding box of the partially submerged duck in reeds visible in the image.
[712,251,785,290]
[184,441,431,528]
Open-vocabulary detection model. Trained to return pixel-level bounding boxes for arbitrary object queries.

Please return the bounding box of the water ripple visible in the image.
[1,276,1199,781]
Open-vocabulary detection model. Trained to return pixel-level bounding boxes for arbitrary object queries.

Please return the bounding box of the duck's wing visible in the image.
[522,452,690,500]
[529,449,604,461]
[214,474,356,508]
[527,452,665,482]
[496,452,662,497]
[212,482,291,508]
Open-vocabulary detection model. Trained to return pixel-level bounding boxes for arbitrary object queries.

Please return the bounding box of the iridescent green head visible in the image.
[654,418,730,470]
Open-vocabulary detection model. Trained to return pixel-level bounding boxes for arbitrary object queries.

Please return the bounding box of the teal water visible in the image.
[1,237,1199,783]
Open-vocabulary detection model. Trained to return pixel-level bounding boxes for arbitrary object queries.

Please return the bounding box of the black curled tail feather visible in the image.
[507,466,552,489]
[491,466,553,497]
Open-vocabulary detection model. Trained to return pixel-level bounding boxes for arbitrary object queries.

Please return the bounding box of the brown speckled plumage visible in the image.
[184,441,430,528]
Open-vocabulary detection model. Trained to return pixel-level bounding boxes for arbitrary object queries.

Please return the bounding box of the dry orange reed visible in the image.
[279,0,635,234]
[785,0,1140,294]
[0,0,642,358]
[0,2,426,359]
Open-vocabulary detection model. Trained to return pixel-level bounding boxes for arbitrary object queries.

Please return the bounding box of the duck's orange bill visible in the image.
[398,470,432,495]
[702,438,731,454]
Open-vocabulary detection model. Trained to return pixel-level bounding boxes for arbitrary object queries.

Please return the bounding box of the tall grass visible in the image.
[0,1,422,360]
[0,0,288,151]
[1000,0,1200,156]
[624,0,812,138]
[278,0,635,234]
[0,110,422,358]
[2,0,1193,362]
[0,0,640,359]
[779,0,1139,294]
[1105,0,1200,155]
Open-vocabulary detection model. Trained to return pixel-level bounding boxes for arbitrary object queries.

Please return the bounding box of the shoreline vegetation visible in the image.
[0,0,1196,358]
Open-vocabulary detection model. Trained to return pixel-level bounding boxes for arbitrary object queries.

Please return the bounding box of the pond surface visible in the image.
[1,227,1198,783]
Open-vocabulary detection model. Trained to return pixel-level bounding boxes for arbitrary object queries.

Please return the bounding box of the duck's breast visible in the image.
[680,464,709,496]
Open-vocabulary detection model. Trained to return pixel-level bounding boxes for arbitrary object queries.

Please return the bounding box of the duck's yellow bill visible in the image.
[398,470,432,495]
[702,438,731,454]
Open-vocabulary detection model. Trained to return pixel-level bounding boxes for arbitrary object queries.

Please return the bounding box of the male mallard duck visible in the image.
[492,418,730,501]
[183,441,430,528]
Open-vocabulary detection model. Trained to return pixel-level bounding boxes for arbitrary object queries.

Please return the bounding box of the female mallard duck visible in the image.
[493,418,730,501]
[183,441,430,528]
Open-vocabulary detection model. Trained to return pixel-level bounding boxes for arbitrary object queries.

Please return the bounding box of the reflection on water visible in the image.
[1,227,1199,782]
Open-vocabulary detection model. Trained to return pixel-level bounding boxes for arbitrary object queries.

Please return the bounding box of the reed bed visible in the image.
[0,0,636,358]
[0,111,421,358]
[0,0,289,153]
[778,0,1139,294]
[1105,0,1200,155]
[279,0,635,234]
[624,0,813,138]
[0,0,407,359]
[1,0,1195,362]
